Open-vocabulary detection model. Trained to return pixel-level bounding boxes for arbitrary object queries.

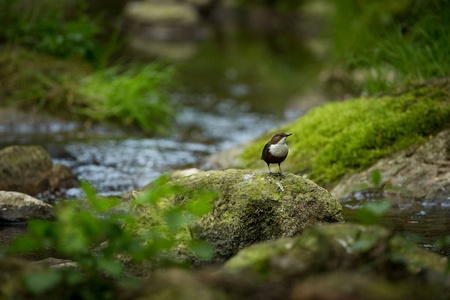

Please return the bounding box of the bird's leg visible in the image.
[278,163,284,178]
[267,163,274,177]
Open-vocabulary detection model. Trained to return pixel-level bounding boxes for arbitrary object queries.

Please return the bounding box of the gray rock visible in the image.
[125,2,199,25]
[332,129,450,201]
[0,191,54,223]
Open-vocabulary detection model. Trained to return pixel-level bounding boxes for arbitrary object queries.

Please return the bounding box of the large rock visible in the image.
[0,191,54,223]
[0,145,78,196]
[131,169,344,261]
[332,129,450,201]
[223,223,449,299]
[124,0,212,60]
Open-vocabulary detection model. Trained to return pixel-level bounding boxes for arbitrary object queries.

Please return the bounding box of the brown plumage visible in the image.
[261,132,292,177]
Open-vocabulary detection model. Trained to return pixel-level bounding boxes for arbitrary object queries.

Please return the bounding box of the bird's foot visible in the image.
[278,172,285,178]
[268,172,275,178]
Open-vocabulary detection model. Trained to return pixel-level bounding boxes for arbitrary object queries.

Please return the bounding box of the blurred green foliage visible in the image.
[79,64,174,132]
[7,177,214,298]
[0,0,102,63]
[327,0,450,94]
[356,201,392,225]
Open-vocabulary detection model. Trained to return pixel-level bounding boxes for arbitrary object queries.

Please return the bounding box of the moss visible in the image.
[241,82,450,186]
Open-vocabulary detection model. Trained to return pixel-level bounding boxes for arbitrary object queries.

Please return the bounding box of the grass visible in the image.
[241,80,450,186]
[79,64,174,132]
[0,47,174,132]
[327,0,450,94]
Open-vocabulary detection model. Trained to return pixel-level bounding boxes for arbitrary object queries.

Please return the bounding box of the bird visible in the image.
[261,132,292,177]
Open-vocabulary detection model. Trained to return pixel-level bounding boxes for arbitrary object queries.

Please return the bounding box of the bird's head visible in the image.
[270,132,292,144]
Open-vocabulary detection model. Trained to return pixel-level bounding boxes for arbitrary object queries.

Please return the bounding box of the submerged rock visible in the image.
[0,191,54,223]
[0,145,78,196]
[131,169,344,261]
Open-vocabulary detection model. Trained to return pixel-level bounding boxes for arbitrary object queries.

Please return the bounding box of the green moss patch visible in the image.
[241,81,450,186]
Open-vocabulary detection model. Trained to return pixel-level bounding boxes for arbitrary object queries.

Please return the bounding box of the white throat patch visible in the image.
[269,138,289,157]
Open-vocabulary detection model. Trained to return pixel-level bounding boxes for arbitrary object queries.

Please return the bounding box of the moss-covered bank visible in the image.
[241,79,450,186]
[0,47,173,132]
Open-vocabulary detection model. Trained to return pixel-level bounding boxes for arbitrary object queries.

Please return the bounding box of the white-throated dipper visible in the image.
[261,132,292,177]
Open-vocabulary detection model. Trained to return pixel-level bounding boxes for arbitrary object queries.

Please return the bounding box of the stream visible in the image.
[1,32,449,257]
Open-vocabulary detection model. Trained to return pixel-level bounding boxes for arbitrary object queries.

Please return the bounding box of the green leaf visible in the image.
[66,270,85,285]
[185,191,215,217]
[24,270,62,295]
[351,238,375,252]
[187,240,214,260]
[356,201,392,225]
[81,181,97,204]
[370,169,382,187]
[164,208,191,232]
[27,219,53,237]
[8,236,41,253]
[97,258,123,277]
[91,197,122,213]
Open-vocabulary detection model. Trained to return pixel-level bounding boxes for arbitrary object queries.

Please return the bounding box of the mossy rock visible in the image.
[241,80,450,186]
[132,169,344,261]
[0,145,52,195]
[223,223,449,283]
[0,145,78,196]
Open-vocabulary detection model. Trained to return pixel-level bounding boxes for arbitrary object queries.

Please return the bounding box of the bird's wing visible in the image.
[261,142,270,160]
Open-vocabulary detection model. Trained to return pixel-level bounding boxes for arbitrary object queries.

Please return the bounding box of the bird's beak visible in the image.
[286,133,293,136]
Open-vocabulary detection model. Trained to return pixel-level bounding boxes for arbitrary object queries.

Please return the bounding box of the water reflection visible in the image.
[174,32,322,116]
[342,194,450,256]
